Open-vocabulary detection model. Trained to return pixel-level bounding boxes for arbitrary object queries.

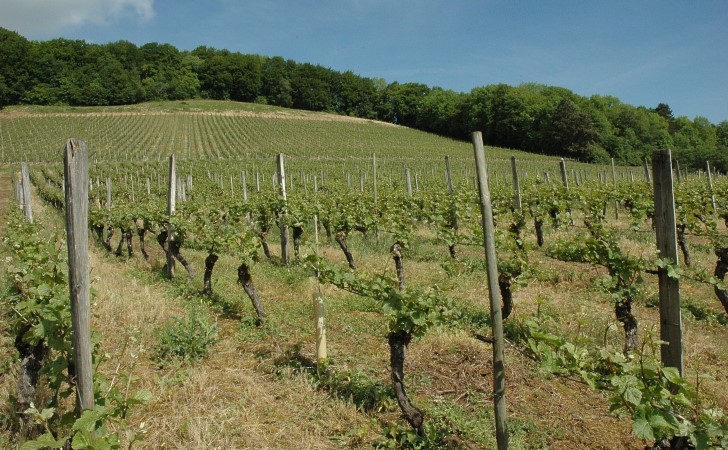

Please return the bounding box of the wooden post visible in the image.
[63,139,94,413]
[471,132,509,449]
[241,171,248,202]
[652,149,682,374]
[643,158,652,184]
[313,176,320,245]
[105,177,112,210]
[611,158,619,220]
[20,162,33,223]
[314,292,327,364]
[674,160,681,184]
[373,154,378,208]
[445,156,455,195]
[166,155,176,278]
[510,156,522,211]
[706,161,717,213]
[405,168,412,197]
[559,158,569,189]
[277,153,290,264]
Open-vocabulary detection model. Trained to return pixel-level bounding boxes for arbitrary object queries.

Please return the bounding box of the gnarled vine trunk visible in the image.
[104,226,114,251]
[135,219,149,260]
[335,231,356,270]
[115,229,133,257]
[92,224,112,252]
[391,242,405,290]
[616,295,639,353]
[534,218,544,247]
[713,246,728,314]
[14,330,46,438]
[388,330,424,435]
[292,226,304,258]
[202,253,219,295]
[237,263,266,323]
[498,275,514,320]
[156,230,195,278]
[677,223,690,267]
[258,224,272,259]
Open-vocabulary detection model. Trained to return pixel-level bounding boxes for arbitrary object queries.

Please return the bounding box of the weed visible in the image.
[153,307,219,365]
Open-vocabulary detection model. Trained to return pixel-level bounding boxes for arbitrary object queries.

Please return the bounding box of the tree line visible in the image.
[1,27,726,170]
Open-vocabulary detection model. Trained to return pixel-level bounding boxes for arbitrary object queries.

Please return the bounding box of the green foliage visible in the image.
[308,256,456,338]
[609,337,728,448]
[3,211,73,394]
[3,209,150,449]
[376,419,464,450]
[21,372,151,449]
[154,307,219,364]
[513,315,728,448]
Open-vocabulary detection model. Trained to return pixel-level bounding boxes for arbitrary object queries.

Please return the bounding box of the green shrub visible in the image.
[154,308,219,364]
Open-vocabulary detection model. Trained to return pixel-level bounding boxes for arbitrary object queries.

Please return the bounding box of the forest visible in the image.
[1,27,726,170]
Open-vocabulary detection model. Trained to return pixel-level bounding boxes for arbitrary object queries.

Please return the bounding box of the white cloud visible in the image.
[0,0,154,37]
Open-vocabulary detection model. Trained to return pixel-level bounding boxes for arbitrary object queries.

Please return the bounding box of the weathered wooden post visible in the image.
[277,153,290,264]
[20,162,33,223]
[643,158,652,184]
[510,156,522,211]
[314,290,327,365]
[313,175,320,244]
[674,160,681,184]
[652,149,682,374]
[373,153,378,209]
[471,132,509,449]
[241,171,248,202]
[405,168,412,197]
[706,161,717,213]
[445,156,458,258]
[445,156,455,194]
[63,139,94,413]
[559,158,569,189]
[611,158,619,220]
[166,155,176,278]
[105,177,112,210]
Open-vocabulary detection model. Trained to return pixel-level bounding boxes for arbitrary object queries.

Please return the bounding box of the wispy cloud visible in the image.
[0,0,155,37]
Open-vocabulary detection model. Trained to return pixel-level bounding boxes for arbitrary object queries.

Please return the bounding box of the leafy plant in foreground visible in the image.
[308,255,456,435]
[153,307,219,364]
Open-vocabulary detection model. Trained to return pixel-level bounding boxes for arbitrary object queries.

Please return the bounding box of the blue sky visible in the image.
[1,0,726,123]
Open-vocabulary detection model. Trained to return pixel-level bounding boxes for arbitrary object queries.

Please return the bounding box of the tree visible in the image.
[654,103,674,121]
[415,88,468,138]
[290,63,337,112]
[336,71,378,118]
[0,28,32,104]
[672,116,718,168]
[262,56,295,107]
[543,97,599,158]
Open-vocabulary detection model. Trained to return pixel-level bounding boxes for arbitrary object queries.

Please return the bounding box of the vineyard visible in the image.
[1,101,727,449]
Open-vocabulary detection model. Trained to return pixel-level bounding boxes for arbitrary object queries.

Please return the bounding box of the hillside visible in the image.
[0,100,545,164]
[1,101,726,449]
